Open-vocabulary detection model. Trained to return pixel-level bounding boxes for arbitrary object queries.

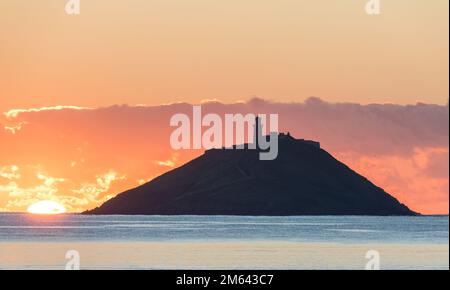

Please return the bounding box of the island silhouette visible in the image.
[85,128,416,216]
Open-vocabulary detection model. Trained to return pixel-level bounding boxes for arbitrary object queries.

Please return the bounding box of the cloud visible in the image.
[72,171,126,204]
[3,122,27,134]
[138,177,155,185]
[156,153,179,168]
[4,105,91,119]
[0,165,20,180]
[0,98,448,214]
[0,182,22,197]
[335,147,449,214]
[0,167,126,212]
[0,170,66,211]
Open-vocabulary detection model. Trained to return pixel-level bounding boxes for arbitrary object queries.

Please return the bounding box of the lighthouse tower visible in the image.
[253,116,262,149]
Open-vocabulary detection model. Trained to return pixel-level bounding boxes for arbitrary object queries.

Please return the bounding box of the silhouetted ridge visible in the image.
[85,134,416,216]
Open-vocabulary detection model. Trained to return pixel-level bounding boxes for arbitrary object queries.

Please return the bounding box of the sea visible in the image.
[0,214,448,270]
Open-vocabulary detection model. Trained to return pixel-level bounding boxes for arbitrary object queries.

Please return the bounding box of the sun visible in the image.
[27,200,67,215]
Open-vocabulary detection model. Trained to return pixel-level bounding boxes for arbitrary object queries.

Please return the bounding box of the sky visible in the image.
[0,0,448,214]
[0,0,448,111]
[0,99,448,214]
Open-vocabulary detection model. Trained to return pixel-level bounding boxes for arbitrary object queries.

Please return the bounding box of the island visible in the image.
[85,131,416,216]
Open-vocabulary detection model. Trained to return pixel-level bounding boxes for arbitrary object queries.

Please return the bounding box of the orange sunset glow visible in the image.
[0,1,448,215]
[27,200,66,215]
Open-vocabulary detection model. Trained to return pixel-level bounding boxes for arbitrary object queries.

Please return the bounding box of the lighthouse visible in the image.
[253,116,262,149]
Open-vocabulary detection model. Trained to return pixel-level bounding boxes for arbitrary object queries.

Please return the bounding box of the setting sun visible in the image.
[27,201,66,215]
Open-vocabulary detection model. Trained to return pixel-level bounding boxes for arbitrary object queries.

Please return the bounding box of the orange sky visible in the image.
[0,99,448,214]
[0,0,448,112]
[0,1,448,214]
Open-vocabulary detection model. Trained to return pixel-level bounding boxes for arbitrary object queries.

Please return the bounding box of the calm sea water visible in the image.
[0,214,448,243]
[0,214,448,269]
